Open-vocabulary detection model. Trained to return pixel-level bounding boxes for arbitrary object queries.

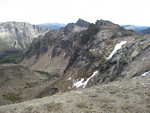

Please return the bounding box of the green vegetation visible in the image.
[0,39,10,51]
[2,93,22,102]
[0,51,23,64]
[34,70,60,80]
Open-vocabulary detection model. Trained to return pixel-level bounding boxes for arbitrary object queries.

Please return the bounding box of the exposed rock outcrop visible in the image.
[0,21,49,50]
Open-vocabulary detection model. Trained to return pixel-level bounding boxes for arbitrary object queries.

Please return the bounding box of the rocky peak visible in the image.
[96,19,113,25]
[63,19,90,34]
[95,19,120,29]
[75,18,90,27]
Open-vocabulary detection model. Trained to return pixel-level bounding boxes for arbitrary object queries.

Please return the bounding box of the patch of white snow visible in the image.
[73,78,85,88]
[73,70,99,88]
[67,77,72,80]
[106,41,127,60]
[141,71,150,77]
[49,55,52,64]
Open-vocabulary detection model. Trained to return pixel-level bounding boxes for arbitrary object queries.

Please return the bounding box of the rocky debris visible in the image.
[0,75,150,113]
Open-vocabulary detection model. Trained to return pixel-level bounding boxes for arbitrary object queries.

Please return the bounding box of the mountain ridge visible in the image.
[0,19,149,113]
[21,19,150,93]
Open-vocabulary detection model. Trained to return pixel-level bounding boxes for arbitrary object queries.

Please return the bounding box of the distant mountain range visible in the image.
[122,25,150,34]
[122,25,149,31]
[38,23,66,30]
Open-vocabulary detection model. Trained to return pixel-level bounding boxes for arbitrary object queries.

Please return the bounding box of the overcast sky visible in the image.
[0,0,149,26]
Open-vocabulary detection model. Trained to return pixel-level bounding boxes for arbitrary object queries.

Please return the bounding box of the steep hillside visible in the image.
[0,75,150,113]
[22,19,91,73]
[21,19,150,94]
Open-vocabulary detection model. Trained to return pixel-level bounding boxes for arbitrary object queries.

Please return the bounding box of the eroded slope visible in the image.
[0,75,150,113]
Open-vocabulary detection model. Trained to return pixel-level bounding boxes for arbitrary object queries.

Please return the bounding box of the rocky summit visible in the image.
[0,19,150,113]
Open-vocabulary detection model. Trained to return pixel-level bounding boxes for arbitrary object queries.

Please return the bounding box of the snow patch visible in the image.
[67,77,72,80]
[106,41,127,60]
[141,71,150,77]
[49,55,52,64]
[73,70,99,88]
[73,78,85,88]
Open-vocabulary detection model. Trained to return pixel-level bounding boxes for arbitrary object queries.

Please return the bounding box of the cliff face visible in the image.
[0,21,49,50]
